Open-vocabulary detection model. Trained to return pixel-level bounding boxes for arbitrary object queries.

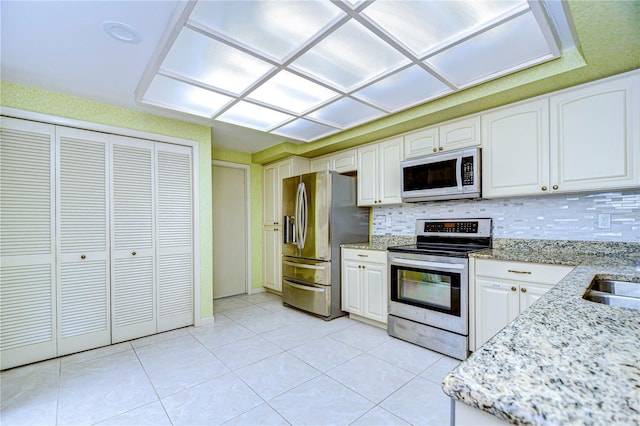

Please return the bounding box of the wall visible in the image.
[1,81,215,320]
[372,190,640,243]
[211,148,263,290]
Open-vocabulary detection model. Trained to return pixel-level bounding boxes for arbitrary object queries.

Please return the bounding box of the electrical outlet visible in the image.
[597,213,611,229]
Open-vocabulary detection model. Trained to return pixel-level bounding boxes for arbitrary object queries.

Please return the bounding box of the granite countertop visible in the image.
[341,235,415,251]
[442,240,640,425]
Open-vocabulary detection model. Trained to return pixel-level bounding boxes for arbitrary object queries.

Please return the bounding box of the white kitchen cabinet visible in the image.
[482,71,640,198]
[357,137,403,206]
[262,156,308,292]
[331,148,357,173]
[549,72,640,193]
[0,117,197,369]
[481,99,549,198]
[341,248,387,324]
[310,156,330,172]
[472,259,572,350]
[404,115,480,159]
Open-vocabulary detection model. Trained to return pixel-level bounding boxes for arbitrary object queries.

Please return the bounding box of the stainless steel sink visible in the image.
[583,278,640,310]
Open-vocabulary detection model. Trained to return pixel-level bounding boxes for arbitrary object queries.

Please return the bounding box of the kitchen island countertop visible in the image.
[442,240,640,425]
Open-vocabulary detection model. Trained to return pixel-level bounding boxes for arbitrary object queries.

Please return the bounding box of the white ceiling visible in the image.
[0,1,575,153]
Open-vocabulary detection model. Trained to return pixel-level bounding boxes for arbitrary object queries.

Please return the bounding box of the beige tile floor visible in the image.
[0,292,459,425]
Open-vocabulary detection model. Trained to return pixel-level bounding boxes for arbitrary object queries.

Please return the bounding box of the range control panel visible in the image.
[424,221,478,233]
[417,218,492,238]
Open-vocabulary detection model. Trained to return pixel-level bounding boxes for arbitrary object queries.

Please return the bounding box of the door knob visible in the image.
[438,146,443,151]
[511,286,517,292]
[541,186,548,191]
[132,251,136,256]
[432,148,437,152]
[80,255,86,260]
[552,185,559,190]
[521,288,527,293]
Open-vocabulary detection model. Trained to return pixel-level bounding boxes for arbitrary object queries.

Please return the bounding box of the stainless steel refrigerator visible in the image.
[281,171,369,320]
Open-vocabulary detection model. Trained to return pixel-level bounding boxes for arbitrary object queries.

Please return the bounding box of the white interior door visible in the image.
[56,127,110,355]
[156,143,194,331]
[212,163,248,299]
[110,135,156,343]
[0,117,57,370]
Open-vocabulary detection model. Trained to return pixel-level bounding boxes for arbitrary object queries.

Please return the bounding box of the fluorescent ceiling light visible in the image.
[138,0,572,143]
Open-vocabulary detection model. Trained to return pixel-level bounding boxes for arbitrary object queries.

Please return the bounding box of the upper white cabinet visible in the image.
[310,156,330,172]
[357,137,403,206]
[404,115,480,159]
[309,149,357,174]
[482,99,550,198]
[263,156,308,226]
[549,73,640,193]
[483,71,640,198]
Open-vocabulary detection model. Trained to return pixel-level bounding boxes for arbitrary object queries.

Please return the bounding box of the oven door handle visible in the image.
[390,258,465,270]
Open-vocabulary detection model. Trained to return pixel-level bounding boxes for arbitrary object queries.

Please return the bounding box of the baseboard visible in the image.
[249,287,266,295]
[348,313,387,329]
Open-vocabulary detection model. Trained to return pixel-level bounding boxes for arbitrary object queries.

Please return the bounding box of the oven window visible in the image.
[390,266,461,316]
[403,159,457,191]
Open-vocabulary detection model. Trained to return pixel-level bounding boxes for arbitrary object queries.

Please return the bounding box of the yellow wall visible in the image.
[0,81,215,320]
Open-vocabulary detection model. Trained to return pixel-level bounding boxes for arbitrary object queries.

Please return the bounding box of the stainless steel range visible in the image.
[387,218,492,360]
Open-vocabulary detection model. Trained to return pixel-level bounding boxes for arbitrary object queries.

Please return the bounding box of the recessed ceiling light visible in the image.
[103,21,141,43]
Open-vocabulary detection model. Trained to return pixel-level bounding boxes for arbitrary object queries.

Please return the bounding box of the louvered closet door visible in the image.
[110,135,156,343]
[56,127,110,355]
[0,117,56,370]
[156,143,194,332]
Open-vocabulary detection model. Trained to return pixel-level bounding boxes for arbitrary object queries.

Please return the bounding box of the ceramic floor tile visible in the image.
[135,335,230,397]
[0,359,60,426]
[350,406,410,426]
[57,350,157,425]
[96,401,171,425]
[130,328,190,348]
[211,335,283,371]
[222,304,272,322]
[301,315,358,336]
[380,376,451,426]
[240,292,282,304]
[261,324,324,350]
[288,336,363,372]
[234,311,292,334]
[222,403,289,425]
[213,297,253,313]
[368,338,442,374]
[326,353,415,403]
[328,322,393,351]
[161,372,263,425]
[235,352,320,401]
[191,320,255,350]
[420,356,461,385]
[270,375,374,425]
[60,342,133,368]
[256,300,288,313]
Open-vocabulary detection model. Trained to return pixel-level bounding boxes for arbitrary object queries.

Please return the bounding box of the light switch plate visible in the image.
[597,213,611,229]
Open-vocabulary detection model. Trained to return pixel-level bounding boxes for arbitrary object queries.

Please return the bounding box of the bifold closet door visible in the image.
[156,143,194,331]
[110,136,156,343]
[0,117,56,370]
[56,127,110,355]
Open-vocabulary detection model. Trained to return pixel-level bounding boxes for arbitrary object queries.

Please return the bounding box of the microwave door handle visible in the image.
[456,156,463,190]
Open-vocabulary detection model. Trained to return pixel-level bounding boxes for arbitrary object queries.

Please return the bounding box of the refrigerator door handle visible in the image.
[283,260,326,270]
[300,182,308,249]
[295,182,302,250]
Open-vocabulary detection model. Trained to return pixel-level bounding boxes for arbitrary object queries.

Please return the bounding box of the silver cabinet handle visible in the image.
[357,254,369,258]
[508,269,532,274]
[284,281,325,293]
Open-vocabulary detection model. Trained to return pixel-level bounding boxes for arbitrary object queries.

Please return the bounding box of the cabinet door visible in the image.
[0,118,57,370]
[262,227,281,291]
[550,74,640,193]
[404,126,438,159]
[378,137,403,205]
[475,278,519,349]
[342,260,363,315]
[482,99,550,198]
[56,127,110,355]
[331,149,357,173]
[156,143,193,332]
[357,145,378,206]
[439,115,481,151]
[110,136,156,343]
[310,157,330,172]
[263,164,277,226]
[363,262,387,323]
[519,283,552,313]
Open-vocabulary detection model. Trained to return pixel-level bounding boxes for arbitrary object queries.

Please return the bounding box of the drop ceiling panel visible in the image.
[308,97,386,128]
[272,119,340,142]
[217,101,294,132]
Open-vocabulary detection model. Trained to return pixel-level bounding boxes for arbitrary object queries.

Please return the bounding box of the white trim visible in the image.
[1,107,202,329]
[211,160,252,296]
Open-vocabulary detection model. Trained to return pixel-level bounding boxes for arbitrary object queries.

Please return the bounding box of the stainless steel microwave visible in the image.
[401,147,481,202]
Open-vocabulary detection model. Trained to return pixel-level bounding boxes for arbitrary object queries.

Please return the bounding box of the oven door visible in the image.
[388,252,468,335]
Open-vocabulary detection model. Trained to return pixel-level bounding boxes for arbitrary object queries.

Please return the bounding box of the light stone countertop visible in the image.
[442,240,640,425]
[341,235,415,252]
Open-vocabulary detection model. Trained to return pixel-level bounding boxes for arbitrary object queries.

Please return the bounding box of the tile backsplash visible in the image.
[372,190,640,243]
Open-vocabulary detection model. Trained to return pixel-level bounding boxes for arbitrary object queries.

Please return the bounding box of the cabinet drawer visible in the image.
[342,248,387,264]
[475,259,573,284]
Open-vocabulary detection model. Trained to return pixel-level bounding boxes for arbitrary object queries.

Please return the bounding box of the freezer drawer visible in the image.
[282,279,331,317]
[282,257,331,285]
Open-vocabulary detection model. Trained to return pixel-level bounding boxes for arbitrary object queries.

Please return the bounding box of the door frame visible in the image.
[211,160,252,295]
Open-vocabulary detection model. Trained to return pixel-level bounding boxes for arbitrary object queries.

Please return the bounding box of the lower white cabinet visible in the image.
[262,226,282,292]
[472,259,572,350]
[341,248,387,324]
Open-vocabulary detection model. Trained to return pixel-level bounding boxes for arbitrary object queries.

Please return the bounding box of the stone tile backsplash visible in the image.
[372,190,640,243]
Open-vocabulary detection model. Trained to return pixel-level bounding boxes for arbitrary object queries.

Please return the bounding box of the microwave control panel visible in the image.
[462,156,474,186]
